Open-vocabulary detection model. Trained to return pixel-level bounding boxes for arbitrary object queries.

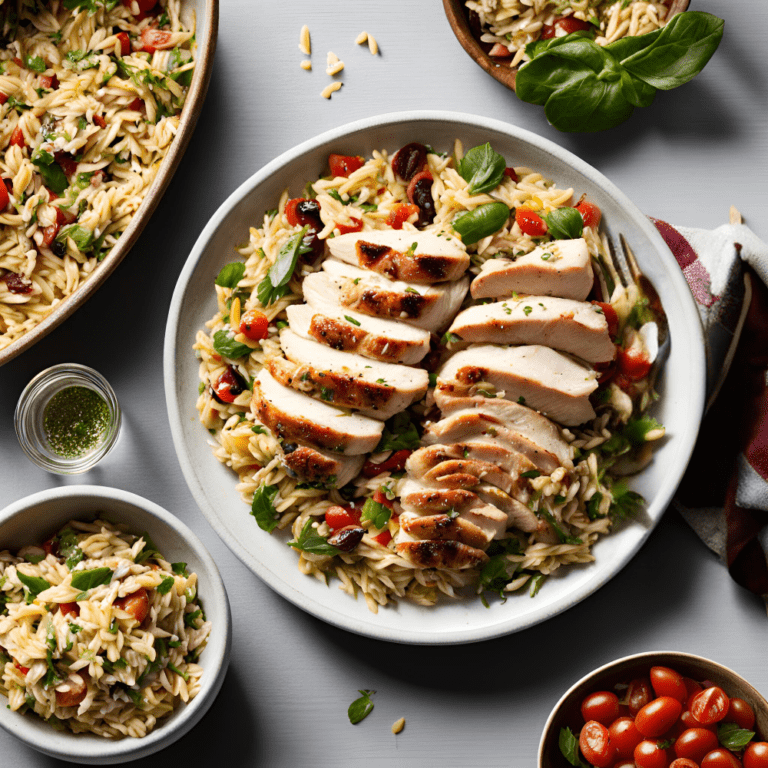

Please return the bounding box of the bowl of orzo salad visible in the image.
[0,0,217,367]
[0,485,230,763]
[165,111,704,645]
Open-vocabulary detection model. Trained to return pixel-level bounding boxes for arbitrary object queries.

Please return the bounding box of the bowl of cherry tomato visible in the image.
[539,651,768,768]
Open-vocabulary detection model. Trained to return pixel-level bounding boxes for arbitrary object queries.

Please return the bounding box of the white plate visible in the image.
[164,111,705,645]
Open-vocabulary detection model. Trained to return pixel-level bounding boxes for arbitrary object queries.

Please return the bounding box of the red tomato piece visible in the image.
[634,740,671,768]
[579,721,615,768]
[54,151,78,177]
[114,588,149,623]
[328,153,364,178]
[140,28,173,53]
[724,698,755,730]
[488,43,512,57]
[128,97,144,113]
[41,223,60,247]
[123,0,158,12]
[581,691,620,726]
[335,217,363,235]
[10,125,25,148]
[681,710,716,733]
[591,301,619,339]
[629,678,655,716]
[386,203,419,230]
[39,74,59,90]
[744,742,768,768]
[691,688,730,725]
[554,16,594,35]
[515,207,547,237]
[0,178,8,210]
[362,449,412,477]
[14,661,30,675]
[58,602,79,619]
[116,32,131,56]
[93,114,107,128]
[616,345,652,382]
[503,167,518,183]
[284,198,316,228]
[0,93,7,105]
[372,488,394,510]
[701,749,743,768]
[239,310,269,341]
[576,200,602,229]
[372,530,392,547]
[609,717,644,760]
[55,205,76,226]
[636,697,683,738]
[674,728,720,763]
[213,366,248,403]
[670,760,700,768]
[324,505,361,531]
[651,667,688,703]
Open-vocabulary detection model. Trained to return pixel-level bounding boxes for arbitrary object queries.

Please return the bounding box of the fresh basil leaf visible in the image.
[717,721,755,751]
[529,572,546,597]
[24,552,44,564]
[156,576,175,595]
[56,225,94,253]
[257,226,310,306]
[17,572,51,597]
[212,329,252,359]
[479,555,511,602]
[618,67,657,109]
[375,411,420,452]
[135,531,162,564]
[215,262,246,289]
[559,726,589,767]
[539,508,582,545]
[171,562,188,576]
[348,689,375,725]
[586,491,604,520]
[71,567,112,591]
[452,202,510,246]
[622,415,664,446]
[288,518,341,557]
[609,480,644,518]
[251,484,280,532]
[604,27,661,61]
[360,496,391,530]
[544,208,583,240]
[31,150,68,194]
[26,55,46,73]
[457,142,506,195]
[64,547,84,570]
[620,11,724,91]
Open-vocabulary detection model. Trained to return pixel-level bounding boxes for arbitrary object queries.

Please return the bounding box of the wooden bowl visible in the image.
[538,651,768,767]
[0,0,219,368]
[443,0,691,93]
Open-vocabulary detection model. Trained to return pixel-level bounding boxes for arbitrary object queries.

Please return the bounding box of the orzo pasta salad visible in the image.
[0,518,210,738]
[194,139,665,613]
[0,0,195,351]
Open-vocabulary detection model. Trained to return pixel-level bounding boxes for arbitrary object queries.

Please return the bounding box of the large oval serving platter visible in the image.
[164,111,705,645]
[0,0,218,368]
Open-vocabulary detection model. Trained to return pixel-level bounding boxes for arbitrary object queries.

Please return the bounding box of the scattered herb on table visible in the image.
[348,689,375,725]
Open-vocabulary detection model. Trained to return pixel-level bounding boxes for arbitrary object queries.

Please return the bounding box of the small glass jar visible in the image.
[15,363,121,474]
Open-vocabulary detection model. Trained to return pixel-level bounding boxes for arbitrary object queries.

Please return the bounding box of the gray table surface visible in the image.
[1,0,767,765]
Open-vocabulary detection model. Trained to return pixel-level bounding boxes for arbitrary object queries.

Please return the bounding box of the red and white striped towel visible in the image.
[653,215,768,602]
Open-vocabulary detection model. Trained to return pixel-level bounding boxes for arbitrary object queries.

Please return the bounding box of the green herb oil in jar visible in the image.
[43,386,110,458]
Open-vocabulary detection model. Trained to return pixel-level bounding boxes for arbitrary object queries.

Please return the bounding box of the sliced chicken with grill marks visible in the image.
[327,230,470,283]
[395,539,489,570]
[268,329,429,421]
[448,297,615,363]
[473,483,556,539]
[286,302,430,365]
[470,238,593,300]
[436,345,597,426]
[432,394,573,469]
[281,443,364,488]
[398,481,479,514]
[398,512,489,549]
[252,370,383,455]
[304,259,469,332]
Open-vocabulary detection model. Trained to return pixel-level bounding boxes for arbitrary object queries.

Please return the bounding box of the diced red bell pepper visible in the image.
[328,153,364,178]
[362,449,412,477]
[335,217,363,235]
[10,126,25,148]
[372,530,392,547]
[386,203,419,230]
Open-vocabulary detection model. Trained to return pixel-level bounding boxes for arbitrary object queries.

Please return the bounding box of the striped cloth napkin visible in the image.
[652,210,768,607]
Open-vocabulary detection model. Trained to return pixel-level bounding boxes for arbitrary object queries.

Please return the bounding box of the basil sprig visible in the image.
[718,722,755,751]
[257,226,311,306]
[212,329,252,360]
[348,690,375,725]
[453,202,510,246]
[457,142,506,195]
[543,208,583,240]
[516,12,724,132]
[288,518,340,557]
[251,484,280,532]
[559,726,589,767]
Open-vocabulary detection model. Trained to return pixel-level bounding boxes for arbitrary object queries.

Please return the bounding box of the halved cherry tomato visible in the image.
[617,345,652,382]
[503,167,518,183]
[14,661,30,675]
[328,153,364,178]
[362,449,412,477]
[324,505,361,531]
[386,203,419,230]
[372,530,392,547]
[628,678,654,716]
[579,720,615,768]
[488,43,512,57]
[372,488,394,510]
[128,97,144,112]
[636,697,683,738]
[10,125,25,148]
[701,749,743,768]
[0,178,8,210]
[239,309,269,341]
[591,301,619,339]
[116,32,131,56]
[724,698,755,730]
[581,691,620,726]
[744,742,768,768]
[681,709,716,732]
[284,198,323,229]
[55,670,89,707]
[114,588,150,623]
[541,16,593,39]
[515,207,547,237]
[213,366,248,403]
[0,93,7,105]
[651,666,688,703]
[671,760,700,768]
[634,739,671,768]
[691,688,730,725]
[609,717,644,760]
[123,0,158,12]
[674,728,720,763]
[93,114,107,128]
[576,200,602,229]
[39,74,59,90]
[59,603,80,619]
[335,217,363,235]
[140,28,172,53]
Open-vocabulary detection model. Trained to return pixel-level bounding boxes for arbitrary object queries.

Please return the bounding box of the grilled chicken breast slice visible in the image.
[327,230,469,283]
[398,481,479,514]
[269,329,428,420]
[448,296,615,363]
[252,370,383,455]
[470,239,593,300]
[396,539,489,570]
[281,444,364,488]
[286,302,430,365]
[398,512,490,549]
[436,345,597,426]
[473,483,551,537]
[305,259,469,332]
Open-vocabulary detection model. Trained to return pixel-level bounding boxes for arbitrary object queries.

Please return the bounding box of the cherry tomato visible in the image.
[503,167,518,183]
[488,43,512,57]
[744,742,768,768]
[10,125,25,148]
[328,153,364,178]
[629,678,655,716]
[59,602,80,619]
[372,488,394,510]
[0,178,8,210]
[55,671,89,707]
[362,449,412,477]
[0,93,7,105]
[515,207,547,237]
[93,114,107,128]
[581,691,620,726]
[691,688,730,725]
[541,15,593,39]
[724,698,755,731]
[324,505,361,531]
[617,345,652,382]
[213,366,248,403]
[674,728,720,763]
[636,697,683,738]
[670,760,700,768]
[684,678,705,703]
[116,31,131,56]
[114,588,149,623]
[284,198,322,229]
[615,762,638,768]
[386,203,419,230]
[335,217,363,235]
[634,739,671,768]
[701,749,743,768]
[651,667,689,703]
[579,720,615,768]
[123,0,158,13]
[372,530,392,547]
[14,661,29,675]
[681,710,716,733]
[609,716,644,760]
[576,200,602,229]
[140,28,173,53]
[239,309,269,341]
[591,301,619,339]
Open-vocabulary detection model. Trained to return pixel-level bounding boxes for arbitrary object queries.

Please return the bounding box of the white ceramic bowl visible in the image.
[0,486,231,764]
[164,111,705,645]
